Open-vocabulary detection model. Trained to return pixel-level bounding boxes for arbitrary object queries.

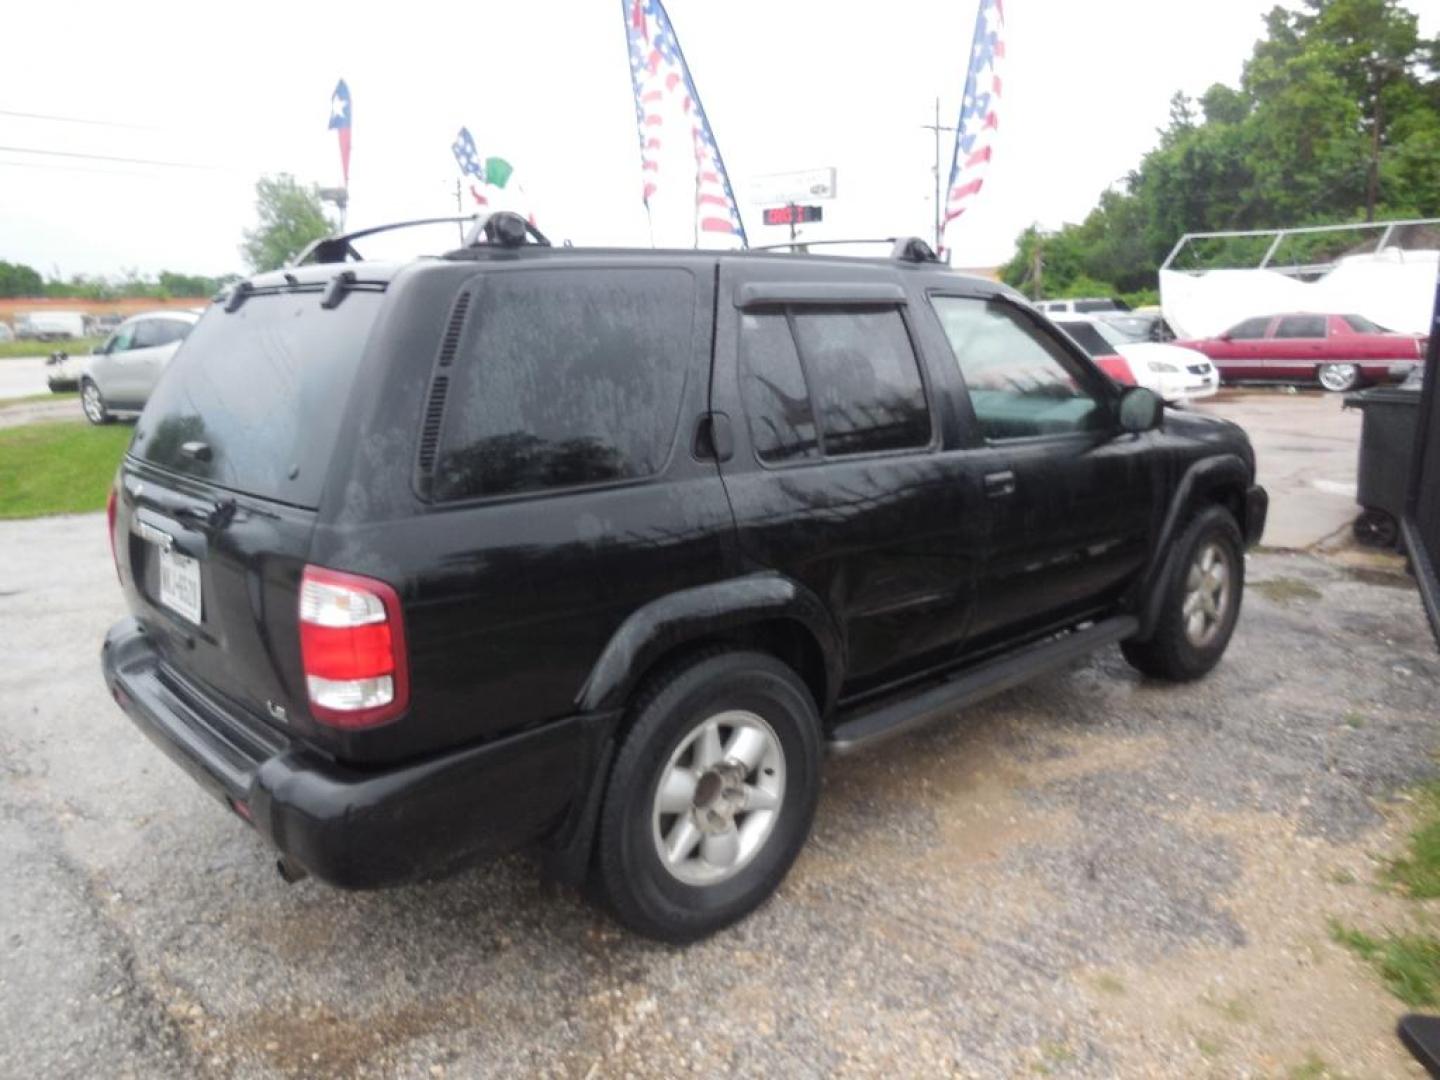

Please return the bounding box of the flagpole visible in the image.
[922,96,956,254]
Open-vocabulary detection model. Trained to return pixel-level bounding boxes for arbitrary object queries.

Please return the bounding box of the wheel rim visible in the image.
[1183,541,1232,647]
[81,383,103,422]
[1319,364,1358,392]
[651,709,785,887]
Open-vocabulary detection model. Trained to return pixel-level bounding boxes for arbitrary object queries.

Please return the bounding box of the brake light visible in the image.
[298,565,409,728]
[1096,354,1137,386]
[106,487,119,581]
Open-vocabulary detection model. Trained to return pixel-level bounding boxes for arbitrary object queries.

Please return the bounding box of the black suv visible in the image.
[102,220,1266,941]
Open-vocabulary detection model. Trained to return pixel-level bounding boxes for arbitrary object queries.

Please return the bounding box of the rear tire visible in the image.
[1122,506,1245,681]
[1354,507,1399,549]
[80,379,112,425]
[1317,363,1361,392]
[594,650,821,942]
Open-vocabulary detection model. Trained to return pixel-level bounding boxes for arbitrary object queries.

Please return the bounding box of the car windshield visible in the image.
[1343,313,1391,333]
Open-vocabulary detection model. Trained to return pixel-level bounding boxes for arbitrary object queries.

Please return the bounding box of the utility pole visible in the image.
[455,179,465,244]
[921,97,956,255]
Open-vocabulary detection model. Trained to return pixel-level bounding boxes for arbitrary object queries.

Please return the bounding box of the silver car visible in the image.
[81,311,200,424]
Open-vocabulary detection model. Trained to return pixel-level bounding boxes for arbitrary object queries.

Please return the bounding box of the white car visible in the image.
[1054,316,1219,402]
[80,310,201,424]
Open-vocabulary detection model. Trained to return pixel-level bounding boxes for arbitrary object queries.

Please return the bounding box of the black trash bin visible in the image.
[1345,379,1424,547]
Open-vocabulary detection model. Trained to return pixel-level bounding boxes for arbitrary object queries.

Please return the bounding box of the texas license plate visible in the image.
[158,547,203,624]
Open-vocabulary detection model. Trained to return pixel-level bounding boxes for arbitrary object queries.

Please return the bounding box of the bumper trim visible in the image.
[103,617,614,888]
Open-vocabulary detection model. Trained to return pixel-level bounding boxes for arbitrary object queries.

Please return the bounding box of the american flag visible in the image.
[944,0,1005,236]
[623,0,747,248]
[451,126,489,206]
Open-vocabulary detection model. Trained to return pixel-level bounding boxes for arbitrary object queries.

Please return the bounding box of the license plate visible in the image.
[158,547,203,625]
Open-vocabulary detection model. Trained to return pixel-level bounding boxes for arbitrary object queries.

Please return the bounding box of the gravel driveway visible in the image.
[2,513,1437,1077]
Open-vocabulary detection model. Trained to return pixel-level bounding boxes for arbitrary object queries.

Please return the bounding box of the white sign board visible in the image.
[747,167,837,205]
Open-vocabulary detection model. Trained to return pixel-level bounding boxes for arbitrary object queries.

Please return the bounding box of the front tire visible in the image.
[80,379,112,425]
[594,650,821,942]
[1122,506,1245,681]
[1317,362,1361,392]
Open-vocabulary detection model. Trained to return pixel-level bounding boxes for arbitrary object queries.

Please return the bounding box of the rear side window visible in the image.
[1227,317,1271,340]
[739,313,819,463]
[790,307,931,455]
[1341,313,1387,334]
[1275,315,1326,339]
[434,268,693,501]
[1055,322,1113,358]
[135,292,384,507]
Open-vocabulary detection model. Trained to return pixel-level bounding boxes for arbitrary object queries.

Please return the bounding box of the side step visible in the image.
[827,616,1139,754]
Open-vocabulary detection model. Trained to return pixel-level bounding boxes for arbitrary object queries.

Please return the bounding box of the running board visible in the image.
[827,616,1139,754]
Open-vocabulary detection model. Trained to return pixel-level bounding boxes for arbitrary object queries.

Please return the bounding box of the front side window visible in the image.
[1275,315,1326,339]
[789,307,931,455]
[107,323,137,353]
[435,268,694,501]
[933,296,1107,441]
[1226,317,1271,340]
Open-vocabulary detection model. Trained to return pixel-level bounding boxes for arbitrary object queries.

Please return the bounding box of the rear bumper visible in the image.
[1245,484,1269,547]
[102,617,613,888]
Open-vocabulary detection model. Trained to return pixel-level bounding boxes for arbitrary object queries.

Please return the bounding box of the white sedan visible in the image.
[1056,316,1219,402]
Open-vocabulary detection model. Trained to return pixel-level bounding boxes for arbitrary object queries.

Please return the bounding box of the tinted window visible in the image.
[739,313,819,463]
[1275,315,1326,339]
[435,269,693,501]
[1074,299,1118,313]
[1341,314,1387,333]
[133,318,190,348]
[135,292,384,507]
[1055,321,1115,358]
[790,307,930,455]
[1227,317,1271,340]
[933,297,1106,440]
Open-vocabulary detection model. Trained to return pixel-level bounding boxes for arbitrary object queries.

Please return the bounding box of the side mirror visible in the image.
[1118,386,1164,434]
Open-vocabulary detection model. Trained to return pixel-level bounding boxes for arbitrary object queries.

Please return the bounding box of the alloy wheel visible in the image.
[1182,541,1232,647]
[1318,363,1359,392]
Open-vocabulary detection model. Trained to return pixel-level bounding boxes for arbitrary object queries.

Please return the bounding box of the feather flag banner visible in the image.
[943,0,1005,244]
[328,79,352,188]
[622,0,746,249]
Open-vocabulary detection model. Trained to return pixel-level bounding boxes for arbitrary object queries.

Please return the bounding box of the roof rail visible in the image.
[293,216,480,266]
[747,236,941,264]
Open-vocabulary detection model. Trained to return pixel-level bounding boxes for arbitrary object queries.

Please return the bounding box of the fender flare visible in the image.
[575,572,844,716]
[1133,454,1250,641]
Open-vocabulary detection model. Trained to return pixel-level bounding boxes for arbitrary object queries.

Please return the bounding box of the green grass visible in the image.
[0,391,78,408]
[0,420,131,519]
[1287,1052,1346,1079]
[1330,920,1440,1006]
[1386,783,1440,898]
[1252,577,1324,604]
[0,337,103,359]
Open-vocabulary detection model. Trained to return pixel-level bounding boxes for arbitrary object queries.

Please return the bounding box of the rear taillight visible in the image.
[298,565,409,729]
[105,487,119,581]
[1096,354,1137,386]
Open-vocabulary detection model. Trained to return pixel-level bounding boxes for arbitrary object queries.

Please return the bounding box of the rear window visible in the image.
[433,268,693,501]
[1341,313,1388,333]
[133,292,384,507]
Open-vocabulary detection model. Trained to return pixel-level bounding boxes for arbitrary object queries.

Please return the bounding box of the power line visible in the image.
[0,145,218,170]
[0,108,166,131]
[0,158,201,180]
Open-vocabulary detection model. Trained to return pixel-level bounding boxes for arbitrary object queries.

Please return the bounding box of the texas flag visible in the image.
[328,79,352,187]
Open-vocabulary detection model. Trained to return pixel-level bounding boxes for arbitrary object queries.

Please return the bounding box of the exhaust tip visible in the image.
[276,857,310,884]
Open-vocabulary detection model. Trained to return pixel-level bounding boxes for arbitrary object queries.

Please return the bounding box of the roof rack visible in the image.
[747,236,942,264]
[292,212,554,266]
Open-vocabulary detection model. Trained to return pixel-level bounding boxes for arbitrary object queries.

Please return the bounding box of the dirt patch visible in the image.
[1253,577,1325,604]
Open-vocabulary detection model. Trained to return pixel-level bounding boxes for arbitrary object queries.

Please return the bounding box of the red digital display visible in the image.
[763,205,823,226]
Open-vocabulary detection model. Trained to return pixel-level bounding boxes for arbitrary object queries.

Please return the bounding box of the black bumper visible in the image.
[102,617,613,888]
[1245,484,1269,547]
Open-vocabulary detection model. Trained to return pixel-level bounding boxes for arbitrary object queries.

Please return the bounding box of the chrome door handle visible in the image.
[983,470,1017,498]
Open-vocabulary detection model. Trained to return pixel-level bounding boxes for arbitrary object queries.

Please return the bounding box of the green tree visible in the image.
[239,174,333,272]
[0,260,44,297]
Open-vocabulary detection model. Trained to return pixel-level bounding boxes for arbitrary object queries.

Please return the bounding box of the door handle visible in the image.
[983,470,1017,498]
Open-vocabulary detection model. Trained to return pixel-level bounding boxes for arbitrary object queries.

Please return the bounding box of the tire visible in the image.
[80,379,112,425]
[1353,507,1399,549]
[1122,506,1245,681]
[1317,362,1361,392]
[594,650,822,942]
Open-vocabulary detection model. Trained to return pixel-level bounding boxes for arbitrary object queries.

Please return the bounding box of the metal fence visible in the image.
[1403,272,1440,650]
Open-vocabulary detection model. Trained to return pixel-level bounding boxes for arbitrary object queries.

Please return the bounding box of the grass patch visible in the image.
[0,391,78,409]
[1202,993,1256,1023]
[1330,920,1440,1006]
[1327,868,1357,885]
[1385,783,1440,899]
[0,337,102,360]
[0,420,131,519]
[1342,710,1366,730]
[1252,577,1324,604]
[1287,1052,1346,1079]
[1093,973,1125,995]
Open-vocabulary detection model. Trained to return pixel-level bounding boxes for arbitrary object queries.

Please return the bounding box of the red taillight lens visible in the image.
[106,486,119,581]
[1097,354,1137,386]
[298,565,409,729]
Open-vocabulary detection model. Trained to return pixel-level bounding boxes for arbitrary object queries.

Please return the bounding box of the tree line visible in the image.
[1002,0,1440,304]
[0,261,239,301]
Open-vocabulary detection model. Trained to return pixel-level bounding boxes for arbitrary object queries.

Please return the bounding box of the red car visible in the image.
[1177,313,1426,392]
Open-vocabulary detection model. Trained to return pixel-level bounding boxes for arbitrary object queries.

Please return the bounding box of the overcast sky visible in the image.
[2,0,1434,279]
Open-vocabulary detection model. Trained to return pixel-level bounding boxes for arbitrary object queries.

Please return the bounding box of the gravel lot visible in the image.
[2,511,1438,1078]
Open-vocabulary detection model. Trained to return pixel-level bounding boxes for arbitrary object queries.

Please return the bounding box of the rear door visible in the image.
[928,293,1156,647]
[711,262,987,696]
[114,285,390,743]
